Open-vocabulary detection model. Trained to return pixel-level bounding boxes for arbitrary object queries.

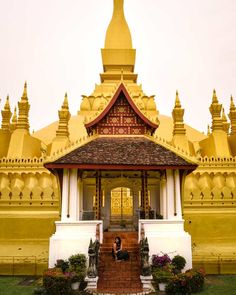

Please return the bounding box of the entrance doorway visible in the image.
[110,187,133,228]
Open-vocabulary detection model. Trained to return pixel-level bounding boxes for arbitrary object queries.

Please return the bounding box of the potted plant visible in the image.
[152,253,172,268]
[152,268,174,291]
[171,255,186,274]
[68,253,87,290]
[68,253,86,272]
[70,269,86,290]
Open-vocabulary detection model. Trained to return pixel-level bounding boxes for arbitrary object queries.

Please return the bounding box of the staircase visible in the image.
[108,218,136,231]
[97,232,143,294]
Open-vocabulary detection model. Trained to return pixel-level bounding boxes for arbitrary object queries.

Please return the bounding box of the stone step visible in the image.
[97,231,142,294]
[103,231,138,236]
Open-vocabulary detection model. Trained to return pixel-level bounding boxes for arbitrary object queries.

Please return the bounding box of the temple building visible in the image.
[0,0,236,283]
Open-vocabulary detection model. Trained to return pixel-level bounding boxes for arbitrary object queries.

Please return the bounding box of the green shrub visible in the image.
[165,274,191,295]
[172,255,186,272]
[43,268,73,295]
[185,269,205,293]
[68,253,87,282]
[55,259,69,273]
[68,253,86,271]
[165,269,205,295]
[152,268,174,283]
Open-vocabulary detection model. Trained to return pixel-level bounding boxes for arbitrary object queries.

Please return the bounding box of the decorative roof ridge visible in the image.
[85,83,159,129]
[120,82,158,123]
[45,133,99,163]
[148,134,198,165]
[0,156,46,169]
[198,155,236,165]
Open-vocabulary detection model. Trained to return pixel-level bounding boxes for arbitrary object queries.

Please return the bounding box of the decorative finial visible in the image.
[175,90,181,108]
[63,92,69,108]
[172,91,186,135]
[212,89,218,103]
[17,82,30,131]
[1,95,12,131]
[229,95,236,135]
[22,81,28,99]
[230,95,235,110]
[209,89,223,132]
[56,94,71,138]
[5,95,10,110]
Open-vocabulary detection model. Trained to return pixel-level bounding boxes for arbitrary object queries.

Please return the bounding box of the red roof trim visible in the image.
[85,83,158,129]
[45,163,197,171]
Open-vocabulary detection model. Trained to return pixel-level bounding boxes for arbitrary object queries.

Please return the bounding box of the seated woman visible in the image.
[112,236,129,261]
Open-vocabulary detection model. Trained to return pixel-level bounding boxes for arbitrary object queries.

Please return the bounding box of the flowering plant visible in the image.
[165,269,205,295]
[152,254,172,268]
[43,268,72,295]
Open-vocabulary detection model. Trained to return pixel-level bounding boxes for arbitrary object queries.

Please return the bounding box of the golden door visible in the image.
[111,187,133,217]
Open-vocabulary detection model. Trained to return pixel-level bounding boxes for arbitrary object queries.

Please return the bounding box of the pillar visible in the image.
[78,177,83,220]
[141,171,145,210]
[160,173,167,219]
[69,169,78,221]
[61,169,69,221]
[141,171,149,219]
[95,171,102,220]
[166,170,175,219]
[174,169,182,219]
[144,172,149,219]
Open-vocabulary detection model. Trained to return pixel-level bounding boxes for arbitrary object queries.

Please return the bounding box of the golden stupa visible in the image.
[0,0,235,275]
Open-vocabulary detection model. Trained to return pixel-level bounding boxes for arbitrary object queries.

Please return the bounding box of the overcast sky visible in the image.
[0,0,235,134]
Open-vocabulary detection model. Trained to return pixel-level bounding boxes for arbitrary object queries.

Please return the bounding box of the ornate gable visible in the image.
[85,84,158,136]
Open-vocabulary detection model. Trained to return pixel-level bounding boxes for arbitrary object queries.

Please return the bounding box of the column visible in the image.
[166,169,175,219]
[69,169,78,221]
[78,177,83,220]
[141,171,149,219]
[160,174,167,219]
[144,172,149,219]
[61,169,69,221]
[95,171,102,220]
[141,171,145,210]
[174,169,182,219]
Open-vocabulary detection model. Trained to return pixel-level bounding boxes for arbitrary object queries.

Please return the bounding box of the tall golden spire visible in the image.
[56,93,71,138]
[1,95,12,131]
[229,95,236,135]
[222,108,230,134]
[172,91,186,135]
[105,0,132,49]
[209,89,223,132]
[101,0,136,82]
[17,82,30,131]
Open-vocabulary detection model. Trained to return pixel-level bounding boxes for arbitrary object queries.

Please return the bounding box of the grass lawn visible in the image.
[0,276,36,295]
[0,275,236,295]
[199,275,236,294]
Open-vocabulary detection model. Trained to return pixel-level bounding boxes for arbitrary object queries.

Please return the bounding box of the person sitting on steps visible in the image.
[112,236,129,261]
